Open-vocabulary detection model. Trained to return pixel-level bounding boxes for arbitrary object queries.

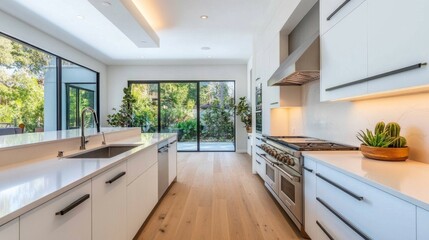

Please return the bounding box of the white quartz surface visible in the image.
[0,132,176,226]
[0,127,134,149]
[303,151,429,211]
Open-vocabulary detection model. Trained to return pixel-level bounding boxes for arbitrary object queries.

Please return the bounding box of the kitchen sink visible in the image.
[67,145,139,159]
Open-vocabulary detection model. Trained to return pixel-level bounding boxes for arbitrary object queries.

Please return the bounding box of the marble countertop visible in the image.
[0,132,176,226]
[0,127,135,149]
[303,151,429,211]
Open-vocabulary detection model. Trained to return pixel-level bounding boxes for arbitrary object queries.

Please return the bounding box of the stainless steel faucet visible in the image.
[80,107,99,150]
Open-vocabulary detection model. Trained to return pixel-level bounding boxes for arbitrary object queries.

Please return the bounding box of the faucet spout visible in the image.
[80,107,99,150]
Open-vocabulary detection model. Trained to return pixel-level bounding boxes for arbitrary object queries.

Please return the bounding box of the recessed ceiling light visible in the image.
[76,15,85,20]
[201,47,211,50]
[200,15,209,19]
[101,1,112,7]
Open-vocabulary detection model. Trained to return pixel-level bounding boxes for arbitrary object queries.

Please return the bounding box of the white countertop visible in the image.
[303,151,429,211]
[0,127,134,149]
[0,132,176,226]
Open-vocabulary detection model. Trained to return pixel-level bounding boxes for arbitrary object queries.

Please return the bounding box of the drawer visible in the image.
[127,144,157,185]
[316,164,416,239]
[255,153,265,179]
[417,207,429,240]
[316,199,366,240]
[304,157,317,172]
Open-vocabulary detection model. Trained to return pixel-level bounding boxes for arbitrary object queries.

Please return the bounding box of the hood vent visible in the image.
[268,2,320,87]
[268,31,320,86]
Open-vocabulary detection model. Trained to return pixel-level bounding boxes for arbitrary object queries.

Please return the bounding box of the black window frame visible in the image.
[65,83,96,130]
[128,80,236,152]
[0,31,100,132]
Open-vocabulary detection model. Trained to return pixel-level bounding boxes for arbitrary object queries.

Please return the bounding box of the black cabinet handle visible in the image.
[105,172,126,184]
[169,140,177,144]
[256,77,261,81]
[303,166,313,173]
[256,159,261,165]
[327,0,351,21]
[316,221,334,240]
[55,194,90,216]
[326,62,427,91]
[316,173,363,201]
[317,197,371,240]
[256,137,261,140]
[270,102,279,105]
[256,145,262,149]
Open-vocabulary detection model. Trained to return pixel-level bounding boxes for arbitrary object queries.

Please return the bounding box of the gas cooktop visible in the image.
[266,136,359,151]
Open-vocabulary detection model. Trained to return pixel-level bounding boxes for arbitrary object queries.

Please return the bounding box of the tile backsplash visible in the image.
[288,80,429,163]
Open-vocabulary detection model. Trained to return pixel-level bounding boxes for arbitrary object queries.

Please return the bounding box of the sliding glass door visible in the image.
[160,82,198,151]
[129,81,235,152]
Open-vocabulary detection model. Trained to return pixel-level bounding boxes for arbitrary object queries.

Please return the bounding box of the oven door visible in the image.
[255,111,262,133]
[264,159,278,194]
[277,166,303,223]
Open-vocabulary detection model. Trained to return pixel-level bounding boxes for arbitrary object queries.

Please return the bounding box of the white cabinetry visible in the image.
[126,145,159,239]
[320,1,368,101]
[168,137,177,184]
[417,207,429,240]
[367,0,429,94]
[0,218,19,240]
[320,0,365,35]
[20,181,92,240]
[92,163,127,240]
[303,158,317,239]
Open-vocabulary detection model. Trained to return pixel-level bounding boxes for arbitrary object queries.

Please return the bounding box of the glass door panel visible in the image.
[160,82,198,151]
[66,84,95,129]
[199,81,235,151]
[130,83,159,133]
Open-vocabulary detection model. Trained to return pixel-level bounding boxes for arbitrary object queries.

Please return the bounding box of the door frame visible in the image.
[128,80,236,152]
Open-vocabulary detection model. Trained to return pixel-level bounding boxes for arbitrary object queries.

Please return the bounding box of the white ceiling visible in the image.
[0,0,278,65]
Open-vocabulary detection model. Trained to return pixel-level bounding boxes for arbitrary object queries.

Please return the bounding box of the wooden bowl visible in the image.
[360,144,409,161]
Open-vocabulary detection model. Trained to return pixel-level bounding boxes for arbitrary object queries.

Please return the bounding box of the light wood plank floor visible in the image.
[136,152,303,240]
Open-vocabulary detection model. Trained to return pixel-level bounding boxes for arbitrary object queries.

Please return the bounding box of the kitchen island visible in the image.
[0,128,177,240]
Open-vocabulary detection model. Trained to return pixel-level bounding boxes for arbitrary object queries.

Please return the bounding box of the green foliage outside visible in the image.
[0,36,51,132]
[128,82,235,143]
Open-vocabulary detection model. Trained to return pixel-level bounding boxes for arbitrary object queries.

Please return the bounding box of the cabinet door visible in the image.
[127,162,158,239]
[320,0,366,35]
[92,163,127,240]
[367,0,429,94]
[127,145,157,185]
[320,1,368,101]
[0,218,19,240]
[303,158,317,239]
[417,207,429,240]
[168,138,177,184]
[20,181,91,240]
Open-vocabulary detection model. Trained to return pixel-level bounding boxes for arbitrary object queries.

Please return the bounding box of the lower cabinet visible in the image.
[304,156,418,240]
[127,162,159,239]
[417,207,429,240]
[0,218,19,240]
[20,181,92,240]
[303,158,317,239]
[92,163,127,240]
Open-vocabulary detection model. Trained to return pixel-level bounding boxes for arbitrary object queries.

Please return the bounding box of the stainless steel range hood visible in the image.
[268,3,320,87]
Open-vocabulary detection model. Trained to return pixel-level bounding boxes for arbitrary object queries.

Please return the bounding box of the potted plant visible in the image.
[236,97,252,133]
[357,122,409,161]
[107,87,136,127]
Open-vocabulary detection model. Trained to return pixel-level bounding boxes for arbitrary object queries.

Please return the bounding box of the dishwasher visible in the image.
[158,140,169,199]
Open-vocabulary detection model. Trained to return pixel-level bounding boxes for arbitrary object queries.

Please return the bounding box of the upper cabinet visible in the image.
[320,0,429,101]
[320,0,366,35]
[320,1,368,101]
[367,0,429,94]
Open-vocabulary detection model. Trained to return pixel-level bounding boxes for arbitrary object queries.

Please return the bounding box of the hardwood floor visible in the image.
[136,152,303,240]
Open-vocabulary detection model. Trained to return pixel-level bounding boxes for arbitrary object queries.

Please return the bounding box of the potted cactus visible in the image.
[357,122,409,161]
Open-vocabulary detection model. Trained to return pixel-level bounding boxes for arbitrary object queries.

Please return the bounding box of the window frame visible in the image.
[0,31,100,131]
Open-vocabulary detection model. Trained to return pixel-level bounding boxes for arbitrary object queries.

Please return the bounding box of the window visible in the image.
[129,81,235,152]
[0,32,99,134]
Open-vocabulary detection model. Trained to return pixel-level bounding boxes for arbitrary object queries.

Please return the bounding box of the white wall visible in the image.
[107,65,248,152]
[289,80,429,163]
[0,10,108,125]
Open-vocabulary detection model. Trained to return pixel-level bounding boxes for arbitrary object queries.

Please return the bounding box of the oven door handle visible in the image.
[259,153,280,167]
[276,165,300,183]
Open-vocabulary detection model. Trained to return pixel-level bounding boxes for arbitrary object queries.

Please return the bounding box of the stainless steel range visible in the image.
[256,136,358,234]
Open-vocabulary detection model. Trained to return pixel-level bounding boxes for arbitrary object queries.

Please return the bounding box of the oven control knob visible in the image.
[271,150,278,157]
[287,158,295,166]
